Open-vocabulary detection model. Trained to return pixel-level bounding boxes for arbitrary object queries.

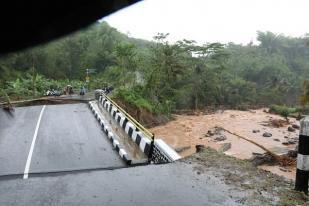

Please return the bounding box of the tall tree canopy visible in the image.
[1,23,309,112]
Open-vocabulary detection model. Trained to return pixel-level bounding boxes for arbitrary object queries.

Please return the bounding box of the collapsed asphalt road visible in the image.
[2,149,302,206]
[0,103,125,178]
[1,102,303,206]
[0,160,245,206]
[0,103,243,206]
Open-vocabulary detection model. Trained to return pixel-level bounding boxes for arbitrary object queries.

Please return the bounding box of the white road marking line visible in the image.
[23,105,46,179]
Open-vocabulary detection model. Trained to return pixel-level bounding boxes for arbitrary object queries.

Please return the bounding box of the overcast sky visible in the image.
[103,0,309,45]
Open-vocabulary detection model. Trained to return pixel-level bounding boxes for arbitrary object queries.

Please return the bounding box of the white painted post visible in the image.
[295,116,309,194]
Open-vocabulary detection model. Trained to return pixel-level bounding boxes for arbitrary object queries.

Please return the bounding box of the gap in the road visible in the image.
[1,98,92,109]
[29,162,151,178]
[0,161,157,181]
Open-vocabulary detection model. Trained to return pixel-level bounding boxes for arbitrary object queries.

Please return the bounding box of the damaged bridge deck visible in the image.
[0,103,126,178]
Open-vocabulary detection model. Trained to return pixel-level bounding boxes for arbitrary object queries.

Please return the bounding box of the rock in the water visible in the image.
[292,124,300,129]
[288,140,296,145]
[215,135,227,141]
[218,143,232,152]
[282,142,289,146]
[263,132,272,137]
[273,138,280,142]
[287,150,298,158]
[252,129,260,133]
[207,130,214,136]
[284,136,289,139]
[252,152,264,156]
[175,146,191,153]
[250,153,274,166]
[195,145,205,153]
[288,126,296,132]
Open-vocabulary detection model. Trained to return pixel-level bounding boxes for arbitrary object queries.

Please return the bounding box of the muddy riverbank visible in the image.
[150,108,299,180]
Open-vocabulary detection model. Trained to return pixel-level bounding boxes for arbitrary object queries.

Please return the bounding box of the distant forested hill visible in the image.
[0,22,151,80]
[1,22,309,110]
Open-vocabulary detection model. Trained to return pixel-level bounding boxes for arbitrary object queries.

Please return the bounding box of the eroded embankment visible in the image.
[186,147,308,206]
[112,98,169,128]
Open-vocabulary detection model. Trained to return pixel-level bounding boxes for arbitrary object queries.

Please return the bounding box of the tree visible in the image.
[300,80,309,105]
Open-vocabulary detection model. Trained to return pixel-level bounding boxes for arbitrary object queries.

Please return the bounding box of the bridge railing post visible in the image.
[148,134,155,163]
[295,115,309,194]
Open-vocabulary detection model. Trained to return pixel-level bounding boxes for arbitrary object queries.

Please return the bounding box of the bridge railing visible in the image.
[95,90,180,164]
[102,93,154,141]
[95,91,155,160]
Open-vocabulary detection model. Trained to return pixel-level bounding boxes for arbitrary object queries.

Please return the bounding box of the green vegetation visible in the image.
[270,104,309,118]
[113,87,154,113]
[0,74,83,100]
[269,105,297,119]
[1,22,309,116]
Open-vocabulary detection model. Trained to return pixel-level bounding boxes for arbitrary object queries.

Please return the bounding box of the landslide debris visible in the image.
[184,147,309,206]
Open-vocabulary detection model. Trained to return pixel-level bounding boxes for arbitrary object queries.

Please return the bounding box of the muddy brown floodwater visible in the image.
[150,109,299,180]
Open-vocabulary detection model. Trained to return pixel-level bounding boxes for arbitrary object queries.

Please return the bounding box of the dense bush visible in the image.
[2,73,83,100]
[112,87,154,113]
[269,105,297,118]
[296,105,309,115]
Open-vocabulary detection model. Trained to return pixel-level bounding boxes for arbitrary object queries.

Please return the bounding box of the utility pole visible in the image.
[86,68,90,91]
[85,68,96,91]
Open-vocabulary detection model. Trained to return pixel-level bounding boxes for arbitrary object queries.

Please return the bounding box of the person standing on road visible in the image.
[80,86,85,95]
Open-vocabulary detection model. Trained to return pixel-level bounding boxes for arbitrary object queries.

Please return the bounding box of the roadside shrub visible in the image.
[3,73,84,100]
[269,105,297,119]
[296,105,309,115]
[112,88,154,113]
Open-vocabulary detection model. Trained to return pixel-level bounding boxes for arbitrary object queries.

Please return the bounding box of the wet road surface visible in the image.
[0,103,125,177]
[0,103,245,206]
[0,161,244,206]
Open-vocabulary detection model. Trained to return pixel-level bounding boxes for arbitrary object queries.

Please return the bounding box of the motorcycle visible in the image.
[45,89,61,96]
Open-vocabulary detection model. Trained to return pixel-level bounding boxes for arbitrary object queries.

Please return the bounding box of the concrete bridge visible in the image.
[0,92,244,206]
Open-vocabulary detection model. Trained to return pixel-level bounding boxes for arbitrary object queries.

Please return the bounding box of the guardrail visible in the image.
[102,93,154,141]
[96,91,155,160]
[95,90,180,163]
[88,101,132,164]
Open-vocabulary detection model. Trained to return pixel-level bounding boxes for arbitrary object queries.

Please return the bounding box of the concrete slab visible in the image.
[0,161,244,206]
[29,103,126,173]
[0,106,43,176]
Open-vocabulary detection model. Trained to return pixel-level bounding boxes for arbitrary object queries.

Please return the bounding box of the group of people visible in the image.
[45,84,113,96]
[64,85,87,96]
[63,85,74,95]
[102,86,113,94]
